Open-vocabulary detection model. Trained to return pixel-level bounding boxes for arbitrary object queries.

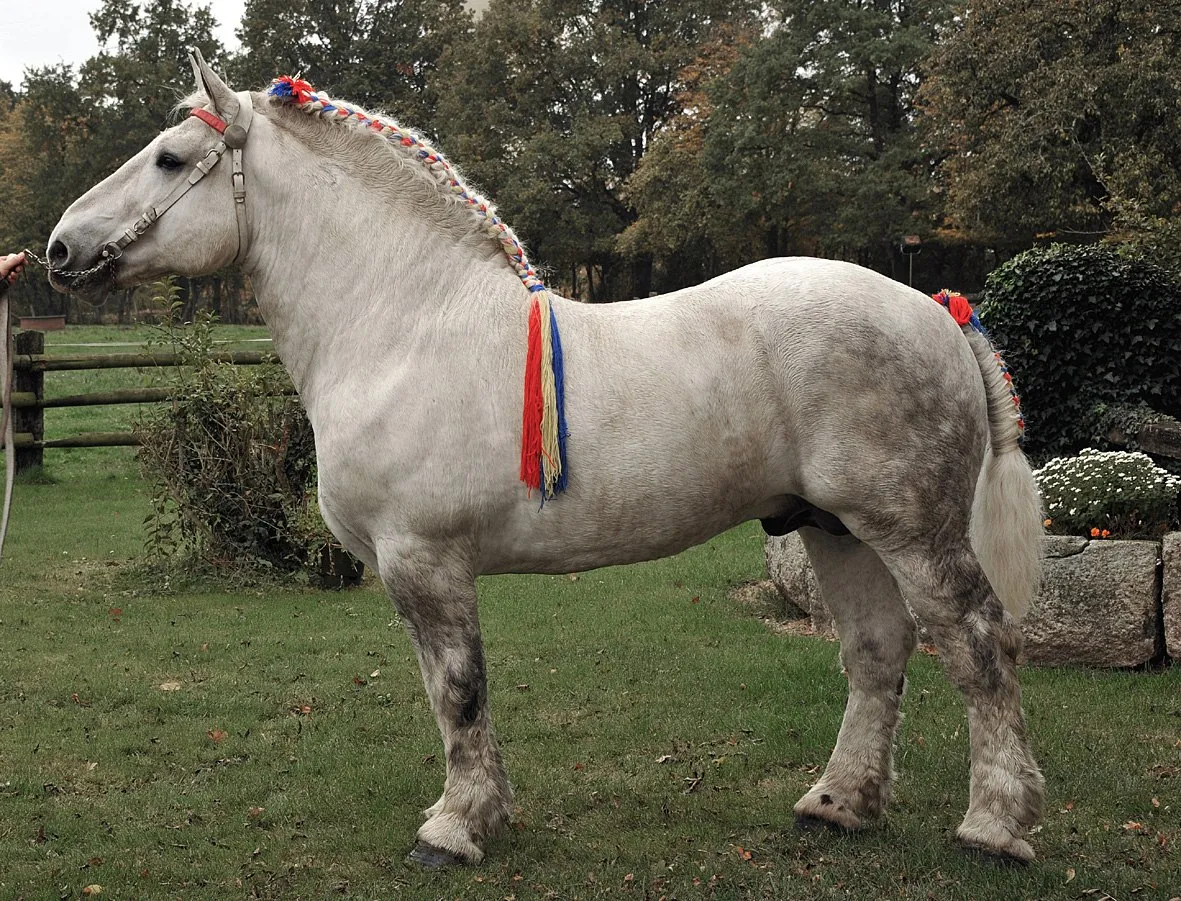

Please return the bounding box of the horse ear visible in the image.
[188,48,240,119]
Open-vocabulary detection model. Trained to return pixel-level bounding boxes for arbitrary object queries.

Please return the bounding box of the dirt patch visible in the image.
[728,580,826,639]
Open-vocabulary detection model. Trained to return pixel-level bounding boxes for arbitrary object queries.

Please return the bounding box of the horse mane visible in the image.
[240,80,546,292]
[180,84,546,291]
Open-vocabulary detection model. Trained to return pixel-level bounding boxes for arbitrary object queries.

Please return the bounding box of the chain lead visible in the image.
[21,247,116,281]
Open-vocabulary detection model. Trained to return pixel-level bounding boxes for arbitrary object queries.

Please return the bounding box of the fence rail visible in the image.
[8,330,284,472]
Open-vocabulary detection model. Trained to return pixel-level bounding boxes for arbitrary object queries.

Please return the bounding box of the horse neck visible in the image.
[243,140,524,401]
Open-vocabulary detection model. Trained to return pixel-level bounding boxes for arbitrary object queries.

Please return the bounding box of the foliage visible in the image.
[978,243,1181,456]
[231,0,472,135]
[434,0,762,300]
[136,285,334,573]
[919,0,1181,249]
[1036,448,1181,539]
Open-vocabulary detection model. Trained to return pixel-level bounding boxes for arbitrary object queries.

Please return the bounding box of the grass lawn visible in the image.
[0,327,1178,899]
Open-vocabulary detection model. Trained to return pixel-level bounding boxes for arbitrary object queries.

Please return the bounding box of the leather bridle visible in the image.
[102,90,255,267]
[0,90,255,564]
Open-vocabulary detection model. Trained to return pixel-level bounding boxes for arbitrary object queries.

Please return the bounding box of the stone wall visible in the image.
[764,532,1180,668]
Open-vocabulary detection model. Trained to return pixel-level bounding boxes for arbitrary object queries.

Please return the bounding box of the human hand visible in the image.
[0,252,26,290]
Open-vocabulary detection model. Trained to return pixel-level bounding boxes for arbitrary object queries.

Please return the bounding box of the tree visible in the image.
[626,0,954,285]
[435,0,761,301]
[231,0,473,135]
[0,0,225,317]
[919,0,1181,254]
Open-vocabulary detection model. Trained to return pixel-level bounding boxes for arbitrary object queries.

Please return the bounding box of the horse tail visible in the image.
[962,327,1043,621]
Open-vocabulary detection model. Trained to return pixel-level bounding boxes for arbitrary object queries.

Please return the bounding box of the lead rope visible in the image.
[1,287,14,563]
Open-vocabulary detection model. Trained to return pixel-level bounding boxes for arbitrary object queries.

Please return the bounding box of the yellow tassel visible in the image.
[537,291,563,497]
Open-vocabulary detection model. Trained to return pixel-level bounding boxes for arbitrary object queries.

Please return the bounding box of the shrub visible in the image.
[978,243,1181,457]
[1035,448,1181,540]
[136,286,353,579]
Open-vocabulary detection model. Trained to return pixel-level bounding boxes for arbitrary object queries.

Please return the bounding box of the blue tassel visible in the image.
[549,303,569,494]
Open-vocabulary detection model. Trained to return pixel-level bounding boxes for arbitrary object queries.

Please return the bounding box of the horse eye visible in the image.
[156,152,183,171]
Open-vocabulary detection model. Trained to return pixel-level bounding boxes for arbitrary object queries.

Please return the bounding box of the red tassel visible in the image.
[520,297,543,490]
[947,293,973,326]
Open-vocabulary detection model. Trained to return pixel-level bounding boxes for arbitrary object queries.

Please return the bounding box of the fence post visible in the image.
[14,330,43,473]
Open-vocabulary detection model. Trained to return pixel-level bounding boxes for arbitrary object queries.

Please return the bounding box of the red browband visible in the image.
[190,108,228,133]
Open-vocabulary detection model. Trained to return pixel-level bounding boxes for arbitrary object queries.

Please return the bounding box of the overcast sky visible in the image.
[0,0,245,88]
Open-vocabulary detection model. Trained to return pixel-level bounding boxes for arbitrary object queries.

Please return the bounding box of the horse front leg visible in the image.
[378,540,512,867]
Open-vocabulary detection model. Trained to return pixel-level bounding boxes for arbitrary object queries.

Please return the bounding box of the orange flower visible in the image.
[1101,529,1111,538]
[1043,518,1052,528]
[1090,527,1100,538]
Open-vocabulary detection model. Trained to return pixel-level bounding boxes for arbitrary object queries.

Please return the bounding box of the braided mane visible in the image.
[267,76,547,294]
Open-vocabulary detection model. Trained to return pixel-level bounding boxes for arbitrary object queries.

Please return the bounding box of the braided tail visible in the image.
[932,290,1042,620]
[962,327,1043,621]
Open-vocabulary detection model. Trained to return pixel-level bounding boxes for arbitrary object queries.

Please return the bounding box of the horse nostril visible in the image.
[48,240,70,268]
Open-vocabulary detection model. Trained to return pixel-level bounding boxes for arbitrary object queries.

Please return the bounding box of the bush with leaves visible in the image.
[978,243,1181,457]
[1035,448,1180,540]
[137,286,334,574]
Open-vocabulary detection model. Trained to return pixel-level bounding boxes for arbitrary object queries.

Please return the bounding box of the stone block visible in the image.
[1022,538,1161,668]
[763,532,833,635]
[765,532,1165,667]
[1163,532,1181,660]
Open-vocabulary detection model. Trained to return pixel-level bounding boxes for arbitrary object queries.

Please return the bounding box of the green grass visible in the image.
[1,328,1178,898]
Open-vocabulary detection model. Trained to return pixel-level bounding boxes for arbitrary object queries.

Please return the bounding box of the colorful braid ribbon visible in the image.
[267,74,570,499]
[931,289,1025,441]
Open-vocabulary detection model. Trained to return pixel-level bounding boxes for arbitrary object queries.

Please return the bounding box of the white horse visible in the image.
[47,53,1045,867]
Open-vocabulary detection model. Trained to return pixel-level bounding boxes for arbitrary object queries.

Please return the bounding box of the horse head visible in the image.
[47,51,258,295]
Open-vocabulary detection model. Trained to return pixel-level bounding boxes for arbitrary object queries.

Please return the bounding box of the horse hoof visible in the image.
[795,813,855,834]
[957,836,1034,866]
[405,840,469,869]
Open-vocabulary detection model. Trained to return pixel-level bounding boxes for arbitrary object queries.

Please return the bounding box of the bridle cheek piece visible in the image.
[103,90,254,267]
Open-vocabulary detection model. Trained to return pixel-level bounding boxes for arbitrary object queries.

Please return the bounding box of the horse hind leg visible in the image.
[377,538,512,867]
[879,539,1044,862]
[793,528,917,830]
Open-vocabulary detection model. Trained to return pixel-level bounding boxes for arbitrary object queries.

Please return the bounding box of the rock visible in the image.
[765,531,1165,667]
[1022,539,1161,668]
[1163,532,1181,661]
[763,533,833,636]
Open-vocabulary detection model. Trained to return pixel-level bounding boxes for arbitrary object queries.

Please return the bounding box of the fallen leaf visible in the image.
[352,676,367,686]
[200,643,209,652]
[1123,821,1145,833]
[82,886,102,896]
[108,607,122,618]
[655,754,673,764]
[516,683,530,691]
[207,729,229,744]
[737,846,753,861]
[248,807,265,819]
[1065,867,1075,884]
[1152,796,1161,809]
[158,681,182,692]
[623,873,634,883]
[369,669,380,679]
[573,762,584,771]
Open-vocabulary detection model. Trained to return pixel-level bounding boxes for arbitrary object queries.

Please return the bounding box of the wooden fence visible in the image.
[9,330,284,474]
